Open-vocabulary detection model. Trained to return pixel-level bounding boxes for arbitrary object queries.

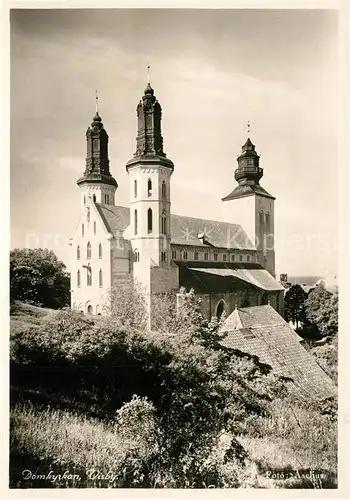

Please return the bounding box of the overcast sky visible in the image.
[10,8,338,278]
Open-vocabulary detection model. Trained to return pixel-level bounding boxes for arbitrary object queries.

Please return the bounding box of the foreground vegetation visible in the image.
[10,292,338,489]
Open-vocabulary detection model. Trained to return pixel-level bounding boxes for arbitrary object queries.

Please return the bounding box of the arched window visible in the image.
[147,178,152,197]
[261,293,269,305]
[87,241,91,259]
[161,181,166,199]
[87,267,92,286]
[134,179,137,198]
[99,269,103,287]
[87,207,90,223]
[242,296,250,308]
[87,304,93,314]
[77,269,80,287]
[161,251,167,262]
[92,194,96,202]
[77,245,80,260]
[134,209,138,235]
[93,221,96,235]
[147,208,153,233]
[216,300,225,319]
[84,195,86,205]
[99,243,102,259]
[134,249,139,262]
[161,210,166,234]
[82,223,84,237]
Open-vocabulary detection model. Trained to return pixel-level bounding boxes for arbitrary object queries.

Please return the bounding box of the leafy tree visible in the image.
[104,275,148,331]
[10,248,70,309]
[284,284,308,329]
[305,285,338,337]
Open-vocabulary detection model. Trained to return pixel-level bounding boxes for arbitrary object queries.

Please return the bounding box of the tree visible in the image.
[284,284,308,329]
[10,248,70,309]
[305,285,338,337]
[104,275,148,331]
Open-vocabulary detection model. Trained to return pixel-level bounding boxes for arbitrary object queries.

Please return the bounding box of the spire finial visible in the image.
[247,120,251,137]
[147,61,151,84]
[95,89,99,113]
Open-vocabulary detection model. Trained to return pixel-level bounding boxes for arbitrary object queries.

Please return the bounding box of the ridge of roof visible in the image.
[94,204,255,249]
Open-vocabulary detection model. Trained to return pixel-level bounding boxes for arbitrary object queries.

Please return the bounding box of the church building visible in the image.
[69,80,284,321]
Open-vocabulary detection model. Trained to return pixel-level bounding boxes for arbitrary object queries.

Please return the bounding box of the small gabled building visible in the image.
[218,305,336,400]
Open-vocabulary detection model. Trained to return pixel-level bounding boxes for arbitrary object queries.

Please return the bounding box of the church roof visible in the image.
[218,305,336,401]
[95,204,130,235]
[170,214,254,249]
[95,204,254,249]
[177,263,284,293]
[222,183,275,201]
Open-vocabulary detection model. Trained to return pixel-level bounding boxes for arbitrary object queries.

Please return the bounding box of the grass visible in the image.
[10,402,147,488]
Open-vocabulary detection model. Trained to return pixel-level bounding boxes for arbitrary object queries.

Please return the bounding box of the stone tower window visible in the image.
[231,254,235,262]
[99,269,103,288]
[82,223,84,237]
[204,252,208,261]
[77,245,80,260]
[93,194,96,202]
[134,179,137,198]
[223,254,227,262]
[134,249,140,262]
[93,221,96,235]
[148,208,153,233]
[148,179,152,197]
[265,213,271,233]
[87,207,90,223]
[84,195,86,205]
[161,181,166,199]
[161,251,167,262]
[99,243,102,259]
[183,250,188,260]
[194,251,199,260]
[87,242,91,259]
[134,209,138,235]
[161,210,166,234]
[77,269,80,287]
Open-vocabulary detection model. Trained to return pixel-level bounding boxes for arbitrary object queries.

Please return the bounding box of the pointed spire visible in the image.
[126,77,174,171]
[95,89,99,113]
[147,61,151,84]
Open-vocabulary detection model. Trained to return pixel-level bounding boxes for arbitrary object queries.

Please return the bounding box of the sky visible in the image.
[10,8,339,278]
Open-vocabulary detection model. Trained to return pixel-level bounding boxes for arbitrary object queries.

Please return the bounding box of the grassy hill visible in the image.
[9,302,338,489]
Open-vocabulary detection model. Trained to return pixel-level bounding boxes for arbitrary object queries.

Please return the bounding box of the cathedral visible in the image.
[69,80,284,321]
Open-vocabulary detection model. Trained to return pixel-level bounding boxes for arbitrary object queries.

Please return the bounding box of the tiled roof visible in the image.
[170,214,254,249]
[219,305,336,401]
[222,184,275,201]
[178,263,284,293]
[95,204,130,235]
[95,204,255,249]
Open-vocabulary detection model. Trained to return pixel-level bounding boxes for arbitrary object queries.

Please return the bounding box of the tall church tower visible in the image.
[126,80,178,296]
[222,135,276,277]
[77,102,118,208]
